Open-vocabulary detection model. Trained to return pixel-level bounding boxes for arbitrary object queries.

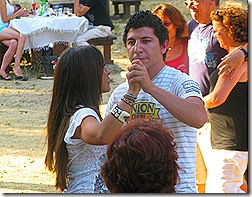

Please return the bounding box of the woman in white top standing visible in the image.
[45,45,140,193]
[0,0,28,80]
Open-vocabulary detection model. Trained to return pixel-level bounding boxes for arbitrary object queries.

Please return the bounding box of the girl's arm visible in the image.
[75,82,140,145]
[0,0,28,23]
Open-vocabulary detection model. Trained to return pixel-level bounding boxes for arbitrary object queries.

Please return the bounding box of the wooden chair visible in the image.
[87,35,117,64]
[47,35,117,65]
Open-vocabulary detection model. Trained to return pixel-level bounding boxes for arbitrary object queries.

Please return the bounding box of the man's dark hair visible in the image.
[123,10,169,47]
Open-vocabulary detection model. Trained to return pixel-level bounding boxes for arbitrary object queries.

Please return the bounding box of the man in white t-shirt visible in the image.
[105,10,208,193]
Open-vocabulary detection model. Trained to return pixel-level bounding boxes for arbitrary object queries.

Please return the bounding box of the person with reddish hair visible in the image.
[152,3,189,74]
[203,1,248,193]
[101,119,179,193]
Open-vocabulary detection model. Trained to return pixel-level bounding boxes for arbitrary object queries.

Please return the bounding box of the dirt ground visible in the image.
[0,59,128,193]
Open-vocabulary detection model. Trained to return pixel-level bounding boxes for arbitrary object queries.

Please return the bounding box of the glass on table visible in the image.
[58,7,63,16]
[67,8,73,16]
[53,5,63,16]
[63,7,69,15]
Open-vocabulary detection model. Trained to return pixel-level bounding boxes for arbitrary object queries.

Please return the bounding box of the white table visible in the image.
[9,16,89,50]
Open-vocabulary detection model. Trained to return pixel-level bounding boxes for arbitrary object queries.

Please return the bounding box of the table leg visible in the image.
[31,49,43,64]
[124,3,130,17]
[114,3,120,15]
[135,2,140,12]
[104,43,113,64]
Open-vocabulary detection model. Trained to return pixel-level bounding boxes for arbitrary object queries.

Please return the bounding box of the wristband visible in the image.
[110,104,130,124]
[121,96,134,107]
[125,93,137,100]
[238,46,248,62]
[124,94,136,102]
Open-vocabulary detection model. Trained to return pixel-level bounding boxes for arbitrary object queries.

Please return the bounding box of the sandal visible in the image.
[14,75,28,81]
[0,75,12,81]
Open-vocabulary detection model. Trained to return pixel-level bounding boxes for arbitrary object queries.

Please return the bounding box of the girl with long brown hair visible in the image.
[45,45,140,193]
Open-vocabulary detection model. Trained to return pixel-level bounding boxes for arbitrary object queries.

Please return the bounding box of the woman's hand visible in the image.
[16,8,29,17]
[217,43,247,79]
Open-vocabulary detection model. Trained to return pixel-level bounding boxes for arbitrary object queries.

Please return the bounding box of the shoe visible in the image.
[14,75,28,81]
[0,75,12,80]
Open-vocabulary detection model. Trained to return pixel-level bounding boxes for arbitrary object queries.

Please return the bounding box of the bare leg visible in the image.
[0,28,26,77]
[13,34,26,76]
[0,39,17,78]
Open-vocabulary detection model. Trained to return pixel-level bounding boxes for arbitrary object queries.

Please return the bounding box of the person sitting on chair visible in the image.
[0,0,29,81]
[74,0,114,46]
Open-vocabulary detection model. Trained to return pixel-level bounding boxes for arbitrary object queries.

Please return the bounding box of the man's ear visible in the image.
[161,39,168,55]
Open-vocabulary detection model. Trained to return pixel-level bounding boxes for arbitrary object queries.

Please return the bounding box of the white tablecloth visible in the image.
[9,16,89,50]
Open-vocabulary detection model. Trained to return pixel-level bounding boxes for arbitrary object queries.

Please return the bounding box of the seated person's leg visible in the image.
[75,26,112,46]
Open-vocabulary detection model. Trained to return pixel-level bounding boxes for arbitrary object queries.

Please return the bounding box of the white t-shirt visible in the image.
[64,107,108,193]
[106,66,203,193]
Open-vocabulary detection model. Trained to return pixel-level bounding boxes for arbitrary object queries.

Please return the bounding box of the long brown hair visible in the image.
[45,46,104,191]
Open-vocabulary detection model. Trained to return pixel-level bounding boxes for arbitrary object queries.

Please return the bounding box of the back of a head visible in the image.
[101,119,179,193]
[122,10,168,46]
[47,45,104,191]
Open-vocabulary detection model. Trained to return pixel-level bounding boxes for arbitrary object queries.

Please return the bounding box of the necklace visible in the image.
[168,40,181,51]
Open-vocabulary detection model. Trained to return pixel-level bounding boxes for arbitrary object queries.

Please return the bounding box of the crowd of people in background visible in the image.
[0,0,248,194]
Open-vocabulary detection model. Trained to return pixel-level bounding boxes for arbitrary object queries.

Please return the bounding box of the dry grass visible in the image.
[0,0,248,194]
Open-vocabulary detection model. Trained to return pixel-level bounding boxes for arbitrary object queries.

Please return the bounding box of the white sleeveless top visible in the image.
[0,0,14,26]
[63,107,108,193]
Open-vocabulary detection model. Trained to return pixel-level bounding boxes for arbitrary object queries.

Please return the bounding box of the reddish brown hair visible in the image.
[210,1,247,43]
[101,118,179,193]
[152,3,187,38]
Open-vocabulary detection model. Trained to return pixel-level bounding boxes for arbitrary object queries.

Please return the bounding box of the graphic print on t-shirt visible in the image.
[129,99,160,120]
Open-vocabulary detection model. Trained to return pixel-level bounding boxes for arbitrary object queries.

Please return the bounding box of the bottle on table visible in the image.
[39,0,48,16]
[31,0,36,15]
